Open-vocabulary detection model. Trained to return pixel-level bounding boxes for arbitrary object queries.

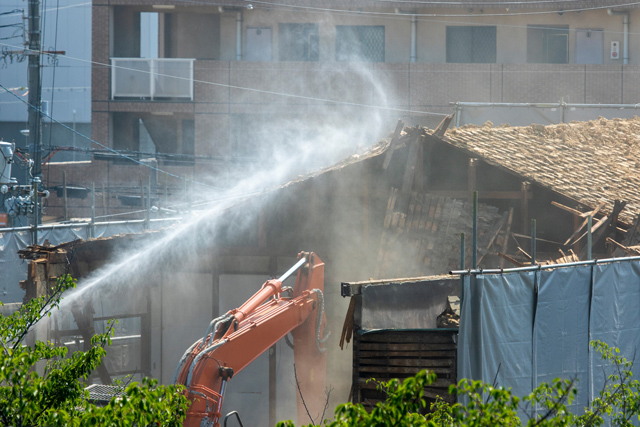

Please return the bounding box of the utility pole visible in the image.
[27,0,42,227]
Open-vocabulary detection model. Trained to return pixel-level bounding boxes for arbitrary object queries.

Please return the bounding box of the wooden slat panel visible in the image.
[359,350,456,358]
[358,377,453,389]
[358,365,453,375]
[359,358,454,368]
[353,330,458,410]
[359,342,457,351]
[360,332,455,344]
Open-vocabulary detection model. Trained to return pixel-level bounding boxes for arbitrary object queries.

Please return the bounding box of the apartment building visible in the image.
[40,0,640,218]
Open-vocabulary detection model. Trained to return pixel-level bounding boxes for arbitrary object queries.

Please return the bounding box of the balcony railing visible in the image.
[111,58,194,100]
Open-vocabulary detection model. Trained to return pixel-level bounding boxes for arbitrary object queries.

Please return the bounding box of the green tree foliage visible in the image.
[0,275,189,427]
[278,341,640,427]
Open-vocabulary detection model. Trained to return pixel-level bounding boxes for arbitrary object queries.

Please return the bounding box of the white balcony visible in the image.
[111,58,194,100]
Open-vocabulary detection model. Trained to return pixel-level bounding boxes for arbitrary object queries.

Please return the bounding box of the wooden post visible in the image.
[521,181,530,234]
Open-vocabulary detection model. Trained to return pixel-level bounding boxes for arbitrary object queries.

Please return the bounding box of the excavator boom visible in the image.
[174,252,327,427]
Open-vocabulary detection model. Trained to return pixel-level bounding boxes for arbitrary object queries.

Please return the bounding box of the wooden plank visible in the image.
[608,200,624,246]
[411,192,424,231]
[579,201,626,259]
[427,190,532,200]
[413,140,424,193]
[498,252,526,267]
[360,332,456,344]
[551,201,591,217]
[359,350,457,358]
[376,187,398,277]
[359,342,458,352]
[568,215,609,247]
[360,358,456,368]
[478,210,509,264]
[521,181,530,234]
[405,191,417,232]
[358,365,454,376]
[606,237,640,256]
[357,377,453,389]
[398,135,422,212]
[563,201,606,246]
[432,114,453,138]
[382,120,405,170]
[614,214,640,257]
[339,297,356,350]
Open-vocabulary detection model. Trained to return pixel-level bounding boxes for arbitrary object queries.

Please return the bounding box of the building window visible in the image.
[446,26,496,63]
[335,25,384,62]
[527,25,569,63]
[279,23,319,61]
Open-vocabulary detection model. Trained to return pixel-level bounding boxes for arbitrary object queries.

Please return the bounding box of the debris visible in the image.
[437,296,460,328]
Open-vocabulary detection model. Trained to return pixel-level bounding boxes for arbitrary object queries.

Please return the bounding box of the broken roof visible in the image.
[440,116,640,224]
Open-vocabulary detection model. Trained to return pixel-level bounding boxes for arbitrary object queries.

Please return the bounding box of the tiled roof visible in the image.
[441,116,640,224]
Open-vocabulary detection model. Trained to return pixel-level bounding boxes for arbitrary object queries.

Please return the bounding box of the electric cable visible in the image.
[0,39,452,117]
[46,0,61,187]
[0,83,225,191]
[123,0,640,19]
[239,0,640,18]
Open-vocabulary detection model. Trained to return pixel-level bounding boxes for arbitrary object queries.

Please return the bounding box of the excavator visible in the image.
[173,252,328,427]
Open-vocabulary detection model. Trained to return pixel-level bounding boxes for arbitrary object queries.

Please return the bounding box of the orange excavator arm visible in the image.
[174,252,327,427]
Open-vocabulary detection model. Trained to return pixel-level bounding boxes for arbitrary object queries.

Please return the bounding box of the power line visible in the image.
[45,0,60,186]
[0,40,450,118]
[370,0,589,5]
[153,0,640,18]
[0,83,225,191]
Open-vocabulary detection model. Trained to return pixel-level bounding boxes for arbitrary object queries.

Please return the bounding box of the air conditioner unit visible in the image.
[0,141,14,185]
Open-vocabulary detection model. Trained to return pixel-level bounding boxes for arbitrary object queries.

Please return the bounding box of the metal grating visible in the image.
[85,384,124,405]
[335,25,385,62]
[446,26,496,63]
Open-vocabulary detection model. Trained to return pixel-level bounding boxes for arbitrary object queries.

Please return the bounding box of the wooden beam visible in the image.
[606,237,640,256]
[521,182,530,235]
[397,134,422,213]
[551,201,584,217]
[615,213,640,257]
[569,215,609,248]
[478,210,509,264]
[578,201,626,259]
[563,202,606,246]
[382,120,405,170]
[426,190,532,200]
[498,252,526,267]
[432,114,454,138]
[413,139,424,193]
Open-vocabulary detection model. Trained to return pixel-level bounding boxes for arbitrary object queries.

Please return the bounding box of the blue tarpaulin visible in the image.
[458,259,640,415]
